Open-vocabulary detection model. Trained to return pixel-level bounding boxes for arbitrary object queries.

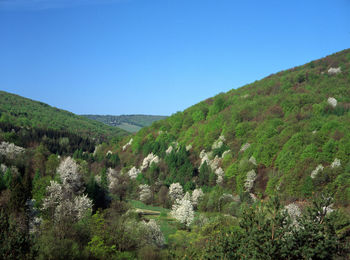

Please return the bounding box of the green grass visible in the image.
[129,200,177,243]
[129,200,170,214]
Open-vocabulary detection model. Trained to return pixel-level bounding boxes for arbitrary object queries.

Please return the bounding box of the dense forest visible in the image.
[0,91,128,141]
[0,49,350,259]
[82,115,168,133]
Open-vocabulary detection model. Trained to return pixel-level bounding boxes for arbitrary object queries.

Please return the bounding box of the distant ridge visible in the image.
[82,114,168,133]
[0,91,128,141]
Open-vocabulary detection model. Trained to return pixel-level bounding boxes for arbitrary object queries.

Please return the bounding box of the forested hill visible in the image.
[0,91,128,141]
[82,114,168,133]
[118,48,350,206]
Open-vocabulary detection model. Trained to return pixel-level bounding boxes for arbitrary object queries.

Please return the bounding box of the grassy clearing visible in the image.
[129,200,177,243]
[129,200,170,214]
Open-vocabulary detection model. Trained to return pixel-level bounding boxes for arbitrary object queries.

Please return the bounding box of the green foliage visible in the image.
[191,110,205,123]
[0,90,128,140]
[86,235,117,259]
[164,146,194,187]
[3,168,12,189]
[300,176,314,198]
[32,173,51,208]
[45,154,59,177]
[192,195,350,259]
[0,210,31,259]
[321,139,338,162]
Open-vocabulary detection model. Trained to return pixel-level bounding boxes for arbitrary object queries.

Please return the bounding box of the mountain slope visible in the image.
[118,49,350,206]
[0,91,128,141]
[82,114,168,133]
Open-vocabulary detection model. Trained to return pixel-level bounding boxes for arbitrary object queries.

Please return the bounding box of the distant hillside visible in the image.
[118,48,350,206]
[82,114,168,133]
[0,91,128,141]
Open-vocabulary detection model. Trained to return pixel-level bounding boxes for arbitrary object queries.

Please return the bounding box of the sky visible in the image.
[0,0,349,116]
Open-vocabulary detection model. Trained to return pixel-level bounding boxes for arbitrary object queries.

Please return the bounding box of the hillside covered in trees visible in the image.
[82,114,168,133]
[0,49,349,259]
[119,48,350,206]
[0,91,128,141]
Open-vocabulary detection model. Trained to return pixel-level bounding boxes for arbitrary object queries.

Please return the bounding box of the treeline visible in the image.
[0,121,95,155]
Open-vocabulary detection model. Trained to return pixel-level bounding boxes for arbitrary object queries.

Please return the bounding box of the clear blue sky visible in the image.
[0,0,349,116]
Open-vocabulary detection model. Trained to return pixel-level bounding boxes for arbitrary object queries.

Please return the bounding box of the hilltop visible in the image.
[118,48,350,206]
[82,114,168,133]
[0,91,128,141]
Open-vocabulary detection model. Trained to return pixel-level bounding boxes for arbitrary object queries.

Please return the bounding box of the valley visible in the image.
[1,49,350,259]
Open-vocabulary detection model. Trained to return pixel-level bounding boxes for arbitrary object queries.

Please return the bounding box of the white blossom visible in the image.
[42,181,63,210]
[94,175,101,184]
[221,150,230,158]
[212,135,225,150]
[139,184,152,203]
[140,153,160,171]
[215,167,224,184]
[106,150,112,156]
[0,164,8,174]
[249,156,257,166]
[74,194,93,219]
[169,183,184,202]
[166,146,173,155]
[108,172,119,192]
[327,67,341,75]
[331,158,341,168]
[186,144,192,151]
[250,193,257,202]
[200,153,211,167]
[93,145,101,156]
[58,157,84,195]
[171,193,194,227]
[144,219,165,247]
[327,97,337,108]
[311,164,324,179]
[0,141,25,160]
[244,170,257,192]
[191,188,204,207]
[240,143,251,152]
[284,203,301,226]
[128,166,140,179]
[209,155,221,171]
[122,138,133,151]
[42,157,92,222]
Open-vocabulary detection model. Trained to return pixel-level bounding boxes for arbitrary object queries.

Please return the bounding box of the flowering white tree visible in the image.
[57,157,84,195]
[244,170,256,192]
[331,158,341,168]
[0,141,25,160]
[191,188,204,208]
[171,192,194,227]
[42,157,92,222]
[168,183,184,202]
[284,203,301,227]
[139,184,152,203]
[327,97,338,108]
[144,219,165,247]
[128,166,140,179]
[140,153,160,171]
